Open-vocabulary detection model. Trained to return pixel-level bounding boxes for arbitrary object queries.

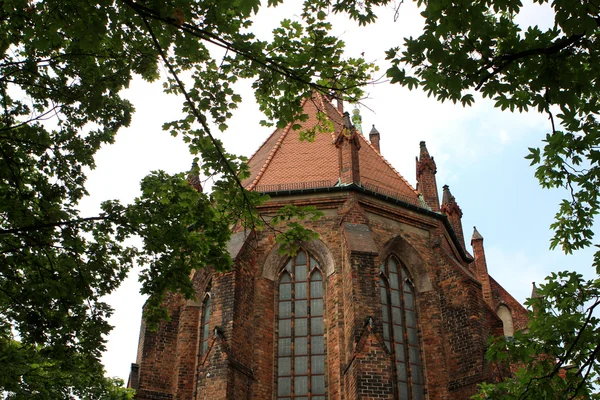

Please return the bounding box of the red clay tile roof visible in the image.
[243,92,419,205]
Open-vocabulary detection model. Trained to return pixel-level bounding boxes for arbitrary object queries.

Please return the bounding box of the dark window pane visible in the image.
[279,338,291,356]
[311,317,324,335]
[379,263,385,273]
[310,281,323,298]
[279,301,292,318]
[295,300,307,317]
[295,318,308,336]
[380,284,388,304]
[295,265,307,281]
[382,306,389,323]
[295,376,308,395]
[311,299,323,316]
[398,381,409,399]
[278,357,291,376]
[409,346,420,363]
[396,361,407,380]
[388,258,398,274]
[389,272,399,289]
[201,341,208,356]
[279,283,292,300]
[391,291,401,306]
[296,397,308,400]
[284,260,292,273]
[312,397,325,400]
[404,285,415,309]
[280,272,291,283]
[311,355,325,374]
[392,307,403,325]
[407,327,417,345]
[279,319,291,337]
[406,309,416,327]
[277,377,290,396]
[202,324,210,341]
[383,323,390,341]
[412,364,422,384]
[395,344,405,362]
[384,340,391,351]
[295,337,308,355]
[413,384,424,400]
[311,375,325,394]
[393,324,404,342]
[295,356,308,375]
[295,282,307,299]
[310,269,322,281]
[311,336,324,354]
[295,251,307,265]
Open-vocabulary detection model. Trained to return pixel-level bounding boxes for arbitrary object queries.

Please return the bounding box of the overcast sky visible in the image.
[76,0,598,382]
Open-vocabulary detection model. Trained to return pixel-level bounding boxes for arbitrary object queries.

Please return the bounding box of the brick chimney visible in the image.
[415,141,440,212]
[471,226,492,307]
[335,111,361,185]
[369,125,380,152]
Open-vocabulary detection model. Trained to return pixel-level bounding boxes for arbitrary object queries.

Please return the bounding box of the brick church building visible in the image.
[128,93,529,399]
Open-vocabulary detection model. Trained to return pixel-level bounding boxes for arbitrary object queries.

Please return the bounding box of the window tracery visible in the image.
[379,256,424,400]
[276,250,326,400]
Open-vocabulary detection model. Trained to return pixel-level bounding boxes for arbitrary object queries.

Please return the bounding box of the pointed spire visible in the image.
[531,282,541,299]
[369,125,380,153]
[472,226,483,241]
[441,185,465,248]
[187,160,202,193]
[351,108,363,134]
[471,225,492,307]
[415,141,440,212]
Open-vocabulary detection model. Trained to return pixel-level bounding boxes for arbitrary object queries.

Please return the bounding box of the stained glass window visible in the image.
[380,257,424,399]
[277,250,326,399]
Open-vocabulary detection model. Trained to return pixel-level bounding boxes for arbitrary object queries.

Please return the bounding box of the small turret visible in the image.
[187,161,202,192]
[415,141,440,212]
[351,108,363,134]
[336,112,361,185]
[369,125,380,153]
[471,226,492,307]
[441,185,465,248]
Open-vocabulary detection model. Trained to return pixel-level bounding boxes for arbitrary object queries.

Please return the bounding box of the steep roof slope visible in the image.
[243,92,418,204]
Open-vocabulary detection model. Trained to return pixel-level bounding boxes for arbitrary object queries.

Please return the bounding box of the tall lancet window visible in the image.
[380,257,424,400]
[276,249,326,400]
[199,284,211,357]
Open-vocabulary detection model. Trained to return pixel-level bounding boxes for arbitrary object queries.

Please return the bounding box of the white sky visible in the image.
[75,0,598,382]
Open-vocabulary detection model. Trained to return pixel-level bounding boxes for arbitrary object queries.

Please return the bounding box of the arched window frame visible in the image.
[276,249,326,400]
[379,256,424,400]
[497,304,514,337]
[198,282,212,358]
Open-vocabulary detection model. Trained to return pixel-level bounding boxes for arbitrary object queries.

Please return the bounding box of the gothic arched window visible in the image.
[199,284,211,357]
[497,305,514,337]
[276,249,326,400]
[379,256,424,400]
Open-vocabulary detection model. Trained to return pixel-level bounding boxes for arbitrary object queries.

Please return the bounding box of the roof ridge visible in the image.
[247,97,310,190]
[356,131,419,195]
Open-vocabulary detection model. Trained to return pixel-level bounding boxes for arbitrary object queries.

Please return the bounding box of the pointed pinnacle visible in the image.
[472,226,483,240]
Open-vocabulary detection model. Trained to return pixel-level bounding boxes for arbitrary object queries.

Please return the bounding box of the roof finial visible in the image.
[187,160,202,192]
[351,107,362,134]
[472,226,483,240]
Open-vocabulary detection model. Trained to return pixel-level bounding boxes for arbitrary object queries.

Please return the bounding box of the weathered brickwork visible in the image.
[129,95,528,399]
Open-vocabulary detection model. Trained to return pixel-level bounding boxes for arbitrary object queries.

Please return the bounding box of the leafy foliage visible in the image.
[379,0,600,397]
[476,272,600,399]
[0,0,378,395]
